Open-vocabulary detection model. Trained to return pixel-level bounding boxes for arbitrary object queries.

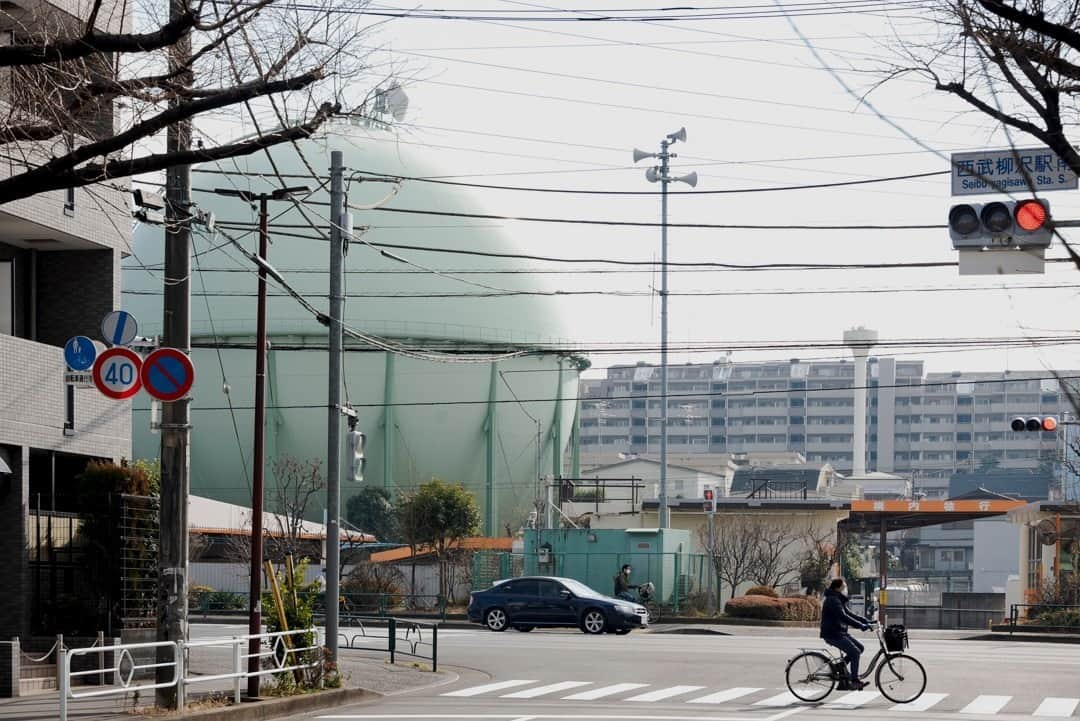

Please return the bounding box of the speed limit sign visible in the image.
[92,347,143,399]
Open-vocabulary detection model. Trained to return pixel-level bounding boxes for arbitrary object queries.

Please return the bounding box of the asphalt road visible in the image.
[288,626,1080,721]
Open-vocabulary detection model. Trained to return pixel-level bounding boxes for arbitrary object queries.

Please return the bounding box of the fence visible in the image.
[337,617,438,672]
[59,628,320,721]
[192,591,449,621]
[1008,603,1080,632]
[471,551,714,613]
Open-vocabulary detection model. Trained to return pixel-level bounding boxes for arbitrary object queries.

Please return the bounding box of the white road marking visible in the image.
[889,692,948,711]
[960,695,1012,714]
[755,691,800,707]
[442,680,536,697]
[824,690,879,707]
[503,682,593,699]
[625,685,705,702]
[562,683,650,700]
[1033,698,1080,717]
[319,714,801,721]
[687,687,762,704]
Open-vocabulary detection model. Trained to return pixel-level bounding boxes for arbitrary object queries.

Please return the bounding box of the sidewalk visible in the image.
[0,651,449,721]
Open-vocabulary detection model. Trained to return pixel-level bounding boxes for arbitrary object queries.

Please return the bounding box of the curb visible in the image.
[966,632,1080,645]
[651,626,732,636]
[175,687,379,720]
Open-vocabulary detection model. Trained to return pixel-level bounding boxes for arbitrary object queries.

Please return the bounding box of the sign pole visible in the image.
[157,1,192,704]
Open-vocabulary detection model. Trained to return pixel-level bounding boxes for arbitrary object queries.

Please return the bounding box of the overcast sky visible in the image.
[219,2,1080,378]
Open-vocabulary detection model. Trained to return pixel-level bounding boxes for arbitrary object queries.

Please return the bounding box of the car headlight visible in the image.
[616,603,636,613]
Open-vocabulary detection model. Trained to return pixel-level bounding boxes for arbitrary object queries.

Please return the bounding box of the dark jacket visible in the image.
[613,574,637,596]
[819,587,870,639]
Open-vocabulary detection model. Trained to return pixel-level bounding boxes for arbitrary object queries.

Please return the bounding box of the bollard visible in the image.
[388,618,396,665]
[233,638,242,703]
[176,642,185,710]
[431,625,438,673]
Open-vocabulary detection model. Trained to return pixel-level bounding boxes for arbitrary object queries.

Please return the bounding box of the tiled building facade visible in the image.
[579,357,1077,498]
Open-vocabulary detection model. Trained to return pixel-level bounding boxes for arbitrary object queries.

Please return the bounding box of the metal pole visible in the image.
[326,150,345,662]
[247,196,270,698]
[705,511,715,615]
[658,139,670,529]
[879,517,887,625]
[157,0,192,698]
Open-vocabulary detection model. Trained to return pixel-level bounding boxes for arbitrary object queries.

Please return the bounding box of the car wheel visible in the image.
[581,609,607,635]
[514,626,534,632]
[485,608,508,632]
[615,628,631,635]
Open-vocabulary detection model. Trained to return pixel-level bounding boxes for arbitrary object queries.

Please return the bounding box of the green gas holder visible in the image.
[522,528,695,609]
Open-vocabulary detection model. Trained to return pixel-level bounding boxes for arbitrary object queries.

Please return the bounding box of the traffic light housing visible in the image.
[1010,416,1058,432]
[949,199,1052,249]
[347,429,366,482]
[703,486,716,514]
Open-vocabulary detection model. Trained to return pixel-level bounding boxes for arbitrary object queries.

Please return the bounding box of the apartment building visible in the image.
[0,0,132,641]
[579,357,1075,497]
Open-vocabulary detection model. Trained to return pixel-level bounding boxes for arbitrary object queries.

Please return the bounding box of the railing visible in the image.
[1008,603,1080,633]
[337,616,438,672]
[58,629,320,721]
[746,480,809,499]
[196,591,449,621]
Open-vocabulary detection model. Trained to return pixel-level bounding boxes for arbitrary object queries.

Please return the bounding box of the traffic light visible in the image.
[703,486,716,514]
[949,199,1052,249]
[1010,416,1058,432]
[347,428,366,482]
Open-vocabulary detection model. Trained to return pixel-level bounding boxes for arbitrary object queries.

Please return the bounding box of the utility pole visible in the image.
[632,129,697,529]
[156,0,192,707]
[211,185,309,698]
[325,151,344,661]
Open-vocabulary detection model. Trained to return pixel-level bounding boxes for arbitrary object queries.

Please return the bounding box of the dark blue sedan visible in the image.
[466,576,648,634]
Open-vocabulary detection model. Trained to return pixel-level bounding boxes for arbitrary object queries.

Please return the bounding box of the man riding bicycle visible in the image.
[613,564,639,601]
[820,578,872,690]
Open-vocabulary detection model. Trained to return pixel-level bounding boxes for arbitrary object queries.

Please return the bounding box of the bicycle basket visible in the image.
[884,624,908,652]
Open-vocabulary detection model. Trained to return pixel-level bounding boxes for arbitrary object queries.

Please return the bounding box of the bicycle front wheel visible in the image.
[875,653,926,704]
[785,651,835,702]
[646,602,661,624]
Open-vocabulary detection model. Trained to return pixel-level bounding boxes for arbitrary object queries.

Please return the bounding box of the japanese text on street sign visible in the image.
[951,147,1077,196]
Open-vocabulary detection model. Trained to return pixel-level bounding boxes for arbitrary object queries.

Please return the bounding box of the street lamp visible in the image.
[633,128,698,529]
[213,185,309,698]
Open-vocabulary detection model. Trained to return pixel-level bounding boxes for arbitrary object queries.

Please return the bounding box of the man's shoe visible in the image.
[852,680,869,690]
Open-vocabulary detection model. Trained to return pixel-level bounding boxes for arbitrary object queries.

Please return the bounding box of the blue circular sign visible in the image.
[64,335,97,371]
[141,348,195,402]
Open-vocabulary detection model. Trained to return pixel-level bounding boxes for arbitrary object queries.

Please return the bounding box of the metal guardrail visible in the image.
[1008,603,1080,633]
[58,629,320,721]
[338,616,438,672]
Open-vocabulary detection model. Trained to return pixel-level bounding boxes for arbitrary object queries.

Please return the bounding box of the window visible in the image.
[0,260,11,335]
[790,434,804,443]
[956,432,971,442]
[64,186,75,213]
[957,414,972,424]
[790,398,804,407]
[632,399,645,409]
[631,417,645,427]
[537,580,562,598]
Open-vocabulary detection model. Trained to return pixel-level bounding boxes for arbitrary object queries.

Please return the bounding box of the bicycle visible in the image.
[637,582,662,624]
[784,623,926,704]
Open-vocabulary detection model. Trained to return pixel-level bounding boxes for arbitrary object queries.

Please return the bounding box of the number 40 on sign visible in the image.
[92,347,143,399]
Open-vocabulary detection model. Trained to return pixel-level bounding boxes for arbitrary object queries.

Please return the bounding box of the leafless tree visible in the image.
[268,455,324,562]
[750,519,804,589]
[698,516,761,599]
[0,0,383,205]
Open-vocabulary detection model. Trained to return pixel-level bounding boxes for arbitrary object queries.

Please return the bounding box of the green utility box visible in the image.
[522,528,693,608]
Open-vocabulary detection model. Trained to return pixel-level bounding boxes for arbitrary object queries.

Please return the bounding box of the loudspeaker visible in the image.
[667,127,687,143]
[633,148,653,163]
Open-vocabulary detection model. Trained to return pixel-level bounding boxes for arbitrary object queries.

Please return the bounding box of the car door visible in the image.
[537,580,577,625]
[505,579,539,623]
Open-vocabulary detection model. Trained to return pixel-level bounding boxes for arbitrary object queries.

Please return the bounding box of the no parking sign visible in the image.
[141,348,195,402]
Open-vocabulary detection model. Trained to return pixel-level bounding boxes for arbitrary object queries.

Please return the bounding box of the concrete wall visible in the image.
[973,517,1020,593]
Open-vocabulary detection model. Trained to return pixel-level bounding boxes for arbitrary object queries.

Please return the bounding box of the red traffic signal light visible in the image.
[1010,416,1057,432]
[703,488,715,501]
[1015,199,1048,231]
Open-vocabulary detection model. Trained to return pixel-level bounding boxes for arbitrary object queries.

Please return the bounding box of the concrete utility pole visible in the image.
[632,129,697,528]
[156,0,192,707]
[325,151,345,661]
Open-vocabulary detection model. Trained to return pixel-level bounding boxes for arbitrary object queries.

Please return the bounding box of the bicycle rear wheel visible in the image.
[875,653,926,704]
[645,601,661,624]
[785,651,835,702]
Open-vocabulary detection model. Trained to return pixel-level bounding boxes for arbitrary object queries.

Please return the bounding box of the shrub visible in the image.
[1026,609,1080,627]
[745,585,779,598]
[780,595,822,622]
[725,596,783,620]
[189,585,215,606]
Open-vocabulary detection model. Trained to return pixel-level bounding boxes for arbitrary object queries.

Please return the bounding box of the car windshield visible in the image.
[560,579,604,599]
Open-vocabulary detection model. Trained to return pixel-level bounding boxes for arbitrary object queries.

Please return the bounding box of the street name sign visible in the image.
[93,347,142,399]
[101,310,138,347]
[63,335,97,371]
[141,347,195,402]
[63,371,93,388]
[951,147,1077,196]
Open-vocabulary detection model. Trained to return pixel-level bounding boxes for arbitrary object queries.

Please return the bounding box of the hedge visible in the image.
[745,585,779,598]
[725,595,822,622]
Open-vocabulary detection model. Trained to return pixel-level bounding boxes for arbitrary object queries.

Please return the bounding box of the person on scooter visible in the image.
[613,564,639,601]
[820,578,872,690]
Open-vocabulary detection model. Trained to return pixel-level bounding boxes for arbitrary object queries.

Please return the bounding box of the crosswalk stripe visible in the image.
[442,680,536,697]
[1033,698,1080,717]
[688,687,762,705]
[625,685,705,702]
[755,691,800,707]
[825,691,880,708]
[960,695,1012,714]
[890,692,949,711]
[563,683,650,700]
[502,682,592,699]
